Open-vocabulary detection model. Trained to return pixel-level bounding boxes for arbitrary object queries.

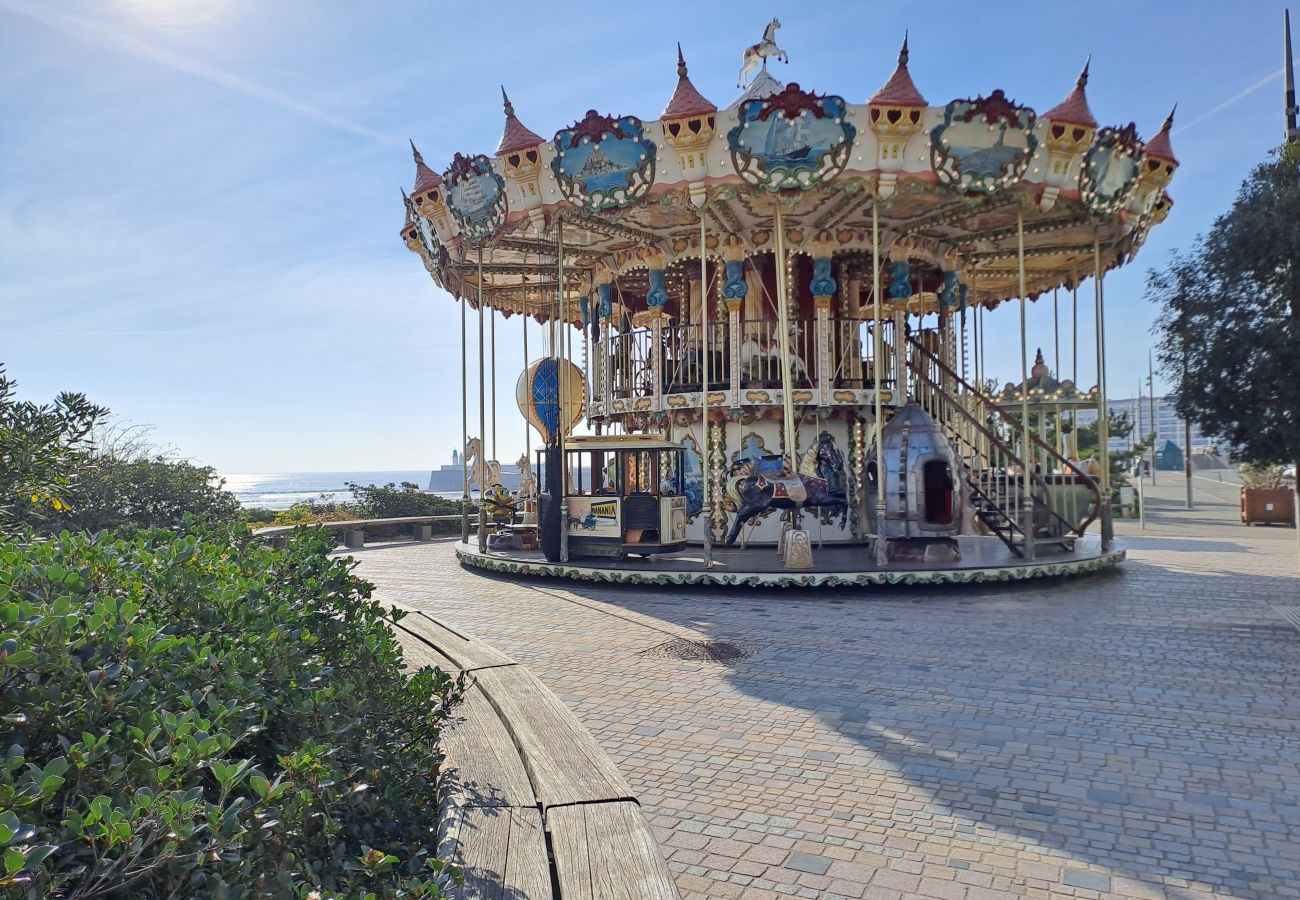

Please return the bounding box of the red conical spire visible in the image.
[410,140,442,193]
[1042,57,1097,128]
[870,32,926,107]
[496,87,546,156]
[663,43,717,119]
[1145,105,1178,163]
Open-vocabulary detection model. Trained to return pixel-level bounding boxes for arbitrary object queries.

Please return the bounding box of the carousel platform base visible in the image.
[453,534,1124,588]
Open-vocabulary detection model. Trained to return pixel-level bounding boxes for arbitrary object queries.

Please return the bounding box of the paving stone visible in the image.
[784,852,831,875]
[355,480,1300,900]
[1062,868,1113,892]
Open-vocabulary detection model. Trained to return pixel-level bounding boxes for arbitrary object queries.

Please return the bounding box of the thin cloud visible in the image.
[1174,68,1284,135]
[1,0,404,147]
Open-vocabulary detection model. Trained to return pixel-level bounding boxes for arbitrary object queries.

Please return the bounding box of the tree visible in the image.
[1148,147,1300,475]
[0,364,108,535]
[57,456,241,532]
[1,365,241,536]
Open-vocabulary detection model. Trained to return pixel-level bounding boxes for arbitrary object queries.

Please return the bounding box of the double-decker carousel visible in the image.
[399,22,1178,587]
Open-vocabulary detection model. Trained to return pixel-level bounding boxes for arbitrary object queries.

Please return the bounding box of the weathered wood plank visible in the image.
[438,805,553,899]
[392,622,461,674]
[473,667,632,808]
[440,685,537,809]
[549,802,679,900]
[393,609,515,672]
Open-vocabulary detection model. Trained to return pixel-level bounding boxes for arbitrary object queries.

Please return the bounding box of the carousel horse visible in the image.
[737,19,788,87]
[739,333,809,385]
[516,452,537,500]
[723,434,847,544]
[463,437,501,492]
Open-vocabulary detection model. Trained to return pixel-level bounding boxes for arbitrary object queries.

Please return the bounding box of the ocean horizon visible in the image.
[220,470,458,510]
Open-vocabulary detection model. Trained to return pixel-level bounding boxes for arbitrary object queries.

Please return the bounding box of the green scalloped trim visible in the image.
[453,545,1125,588]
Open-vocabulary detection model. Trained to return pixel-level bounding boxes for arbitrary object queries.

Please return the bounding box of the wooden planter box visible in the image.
[1240,488,1296,526]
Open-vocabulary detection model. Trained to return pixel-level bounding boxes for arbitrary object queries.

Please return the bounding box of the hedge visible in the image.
[0,527,464,899]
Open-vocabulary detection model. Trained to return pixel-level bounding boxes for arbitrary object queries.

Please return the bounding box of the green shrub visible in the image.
[345,484,461,520]
[0,527,464,898]
[55,457,242,534]
[269,499,367,527]
[0,365,108,536]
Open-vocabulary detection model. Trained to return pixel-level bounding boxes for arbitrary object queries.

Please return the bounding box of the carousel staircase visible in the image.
[903,335,1104,559]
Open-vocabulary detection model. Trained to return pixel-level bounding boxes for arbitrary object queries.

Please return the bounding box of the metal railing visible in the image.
[906,335,1104,549]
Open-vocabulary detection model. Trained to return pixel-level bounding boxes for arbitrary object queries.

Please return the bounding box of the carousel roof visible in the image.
[728,67,785,109]
[410,142,442,193]
[1145,106,1178,162]
[994,349,1098,408]
[870,35,926,107]
[497,88,546,155]
[663,46,716,119]
[399,25,1177,324]
[1041,59,1096,127]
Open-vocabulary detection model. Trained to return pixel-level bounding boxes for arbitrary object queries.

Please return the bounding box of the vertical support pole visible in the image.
[461,290,470,544]
[650,314,664,412]
[893,304,907,405]
[699,209,713,567]
[1072,281,1079,456]
[1017,209,1036,561]
[490,307,497,462]
[557,217,569,563]
[1094,233,1113,550]
[846,266,864,383]
[872,200,888,567]
[812,253,834,407]
[477,244,488,553]
[773,202,798,471]
[1053,288,1063,456]
[1148,350,1158,486]
[815,301,831,406]
[727,291,742,407]
[523,305,532,516]
[1182,321,1193,510]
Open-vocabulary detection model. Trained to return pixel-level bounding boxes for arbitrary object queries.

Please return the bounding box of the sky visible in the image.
[0,0,1291,473]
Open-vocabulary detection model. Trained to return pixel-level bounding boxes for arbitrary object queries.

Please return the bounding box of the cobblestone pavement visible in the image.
[352,474,1299,900]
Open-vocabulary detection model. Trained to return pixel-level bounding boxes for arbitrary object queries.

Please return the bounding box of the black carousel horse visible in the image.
[723,434,848,544]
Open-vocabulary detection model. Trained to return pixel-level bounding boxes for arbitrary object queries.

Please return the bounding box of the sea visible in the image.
[220,471,459,510]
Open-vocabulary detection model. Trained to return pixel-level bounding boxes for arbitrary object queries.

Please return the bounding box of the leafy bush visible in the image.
[345,484,461,519]
[55,457,242,534]
[2,366,242,537]
[1240,461,1295,490]
[268,499,366,527]
[0,365,107,535]
[0,527,464,898]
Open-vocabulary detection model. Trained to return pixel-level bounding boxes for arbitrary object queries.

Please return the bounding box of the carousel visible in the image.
[399,22,1178,587]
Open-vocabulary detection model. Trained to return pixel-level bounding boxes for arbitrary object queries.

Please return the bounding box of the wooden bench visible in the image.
[255,515,464,549]
[388,607,679,899]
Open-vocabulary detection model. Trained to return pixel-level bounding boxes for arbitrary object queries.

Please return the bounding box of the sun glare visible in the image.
[119,0,229,30]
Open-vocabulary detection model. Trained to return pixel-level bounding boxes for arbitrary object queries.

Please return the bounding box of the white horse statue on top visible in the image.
[737,19,788,87]
[463,436,501,492]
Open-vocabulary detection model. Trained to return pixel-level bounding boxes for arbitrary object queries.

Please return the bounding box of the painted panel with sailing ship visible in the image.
[551,111,657,211]
[442,152,507,242]
[727,84,855,191]
[930,91,1037,195]
[1080,124,1145,215]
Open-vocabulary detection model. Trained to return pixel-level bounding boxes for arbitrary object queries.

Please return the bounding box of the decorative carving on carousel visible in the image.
[727,84,857,191]
[930,90,1038,195]
[1079,122,1145,216]
[442,152,508,244]
[551,110,657,212]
